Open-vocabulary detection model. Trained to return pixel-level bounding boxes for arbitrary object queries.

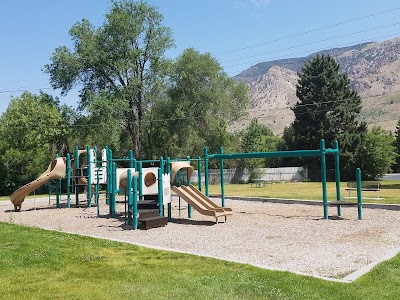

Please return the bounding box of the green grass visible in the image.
[2,180,399,204]
[0,222,399,299]
[208,181,400,204]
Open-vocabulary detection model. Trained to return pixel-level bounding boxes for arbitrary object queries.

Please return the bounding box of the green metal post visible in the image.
[75,146,79,207]
[219,147,225,207]
[129,150,134,168]
[138,162,143,201]
[177,168,181,217]
[86,146,92,208]
[133,175,138,230]
[187,156,192,218]
[133,158,137,170]
[356,168,363,220]
[334,140,342,216]
[106,148,112,205]
[166,157,172,222]
[204,147,209,197]
[66,153,71,208]
[198,156,202,192]
[158,168,164,216]
[110,162,117,217]
[54,155,60,208]
[127,169,133,225]
[320,139,328,220]
[160,156,164,173]
[166,157,171,174]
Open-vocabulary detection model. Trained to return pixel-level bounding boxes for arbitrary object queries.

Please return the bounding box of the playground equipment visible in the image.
[10,157,66,211]
[170,161,232,223]
[202,140,362,220]
[9,138,363,229]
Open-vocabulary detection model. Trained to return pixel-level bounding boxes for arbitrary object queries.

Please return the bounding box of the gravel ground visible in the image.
[0,196,399,280]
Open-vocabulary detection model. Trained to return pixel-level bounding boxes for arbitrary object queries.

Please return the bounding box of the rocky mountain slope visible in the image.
[232,37,400,134]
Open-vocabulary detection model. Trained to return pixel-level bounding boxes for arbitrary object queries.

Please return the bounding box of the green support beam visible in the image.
[219,147,225,207]
[356,168,363,220]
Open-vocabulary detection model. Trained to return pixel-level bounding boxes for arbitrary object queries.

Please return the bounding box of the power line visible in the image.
[216,7,400,56]
[0,87,53,94]
[220,22,400,64]
[223,32,400,70]
[2,94,399,130]
[246,93,400,113]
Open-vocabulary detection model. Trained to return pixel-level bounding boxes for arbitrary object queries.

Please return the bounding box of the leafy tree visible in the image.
[292,54,366,179]
[280,125,300,167]
[0,92,64,194]
[146,48,248,159]
[44,0,174,158]
[239,118,281,169]
[354,126,396,179]
[393,119,400,173]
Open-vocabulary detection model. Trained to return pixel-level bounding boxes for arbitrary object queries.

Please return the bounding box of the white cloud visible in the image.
[249,0,272,8]
[234,1,248,9]
[234,0,272,13]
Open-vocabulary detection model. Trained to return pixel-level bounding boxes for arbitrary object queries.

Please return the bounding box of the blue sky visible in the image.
[1,0,400,112]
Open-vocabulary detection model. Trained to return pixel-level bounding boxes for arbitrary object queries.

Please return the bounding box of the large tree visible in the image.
[291,54,366,178]
[394,119,400,173]
[44,0,174,158]
[354,126,396,179]
[239,118,282,169]
[146,48,248,159]
[0,92,64,194]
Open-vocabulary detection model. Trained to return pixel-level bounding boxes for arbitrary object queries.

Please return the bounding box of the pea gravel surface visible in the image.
[1,196,399,280]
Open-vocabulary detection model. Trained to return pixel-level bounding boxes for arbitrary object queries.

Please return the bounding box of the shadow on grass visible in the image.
[4,202,94,213]
[380,184,400,189]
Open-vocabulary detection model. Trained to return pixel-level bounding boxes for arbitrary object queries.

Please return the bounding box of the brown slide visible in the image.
[185,185,233,215]
[10,157,66,211]
[172,185,232,223]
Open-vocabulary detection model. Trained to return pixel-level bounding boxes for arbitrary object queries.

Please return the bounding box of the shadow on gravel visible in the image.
[169,218,216,226]
[312,216,347,221]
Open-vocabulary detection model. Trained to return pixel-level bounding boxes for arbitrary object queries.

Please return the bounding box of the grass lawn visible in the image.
[0,222,399,300]
[208,181,400,204]
[3,181,399,205]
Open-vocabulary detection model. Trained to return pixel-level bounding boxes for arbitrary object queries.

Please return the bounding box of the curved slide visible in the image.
[10,157,66,211]
[172,185,232,223]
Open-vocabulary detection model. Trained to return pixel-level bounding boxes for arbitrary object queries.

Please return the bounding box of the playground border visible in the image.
[13,225,400,284]
[221,195,400,211]
[1,196,399,283]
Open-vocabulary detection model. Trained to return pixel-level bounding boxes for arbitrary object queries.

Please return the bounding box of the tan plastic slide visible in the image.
[10,157,67,211]
[172,185,232,223]
[185,185,233,215]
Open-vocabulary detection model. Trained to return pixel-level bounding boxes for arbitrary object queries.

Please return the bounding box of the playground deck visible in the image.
[0,196,399,281]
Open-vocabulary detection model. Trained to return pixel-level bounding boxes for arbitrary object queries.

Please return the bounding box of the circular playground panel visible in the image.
[0,196,399,282]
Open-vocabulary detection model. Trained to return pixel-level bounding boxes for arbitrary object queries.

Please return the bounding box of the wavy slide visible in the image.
[172,185,232,223]
[10,157,66,211]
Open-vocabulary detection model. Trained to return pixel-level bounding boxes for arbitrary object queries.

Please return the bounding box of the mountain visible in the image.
[232,37,400,134]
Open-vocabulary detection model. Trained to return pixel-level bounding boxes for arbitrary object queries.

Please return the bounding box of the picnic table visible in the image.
[250,179,272,187]
[345,181,382,199]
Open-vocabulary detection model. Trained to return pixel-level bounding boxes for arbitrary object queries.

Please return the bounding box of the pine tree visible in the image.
[292,54,366,178]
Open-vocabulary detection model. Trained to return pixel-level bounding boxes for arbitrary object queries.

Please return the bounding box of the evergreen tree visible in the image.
[292,54,366,179]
